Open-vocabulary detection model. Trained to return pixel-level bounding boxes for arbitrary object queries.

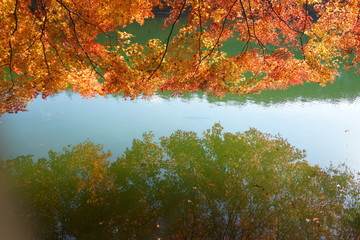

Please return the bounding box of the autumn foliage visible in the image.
[0,0,359,113]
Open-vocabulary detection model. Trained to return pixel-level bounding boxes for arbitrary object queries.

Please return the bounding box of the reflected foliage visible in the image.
[1,0,359,114]
[100,67,360,106]
[155,68,360,105]
[2,124,359,239]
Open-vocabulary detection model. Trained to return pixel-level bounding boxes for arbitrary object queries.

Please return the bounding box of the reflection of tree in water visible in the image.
[157,68,360,106]
[60,67,360,106]
[2,124,359,239]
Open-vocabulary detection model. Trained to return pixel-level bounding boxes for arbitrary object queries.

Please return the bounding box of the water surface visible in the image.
[0,69,359,171]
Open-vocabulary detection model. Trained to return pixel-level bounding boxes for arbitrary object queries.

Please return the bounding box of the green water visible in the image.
[0,17,359,239]
[1,68,359,170]
[2,125,358,239]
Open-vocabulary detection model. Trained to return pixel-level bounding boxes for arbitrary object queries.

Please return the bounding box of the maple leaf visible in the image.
[0,0,358,113]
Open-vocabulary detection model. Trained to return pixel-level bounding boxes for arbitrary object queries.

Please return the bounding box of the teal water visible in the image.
[1,17,359,240]
[0,68,359,171]
[0,17,359,170]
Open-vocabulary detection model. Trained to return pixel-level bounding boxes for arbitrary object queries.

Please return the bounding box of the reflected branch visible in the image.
[1,124,359,239]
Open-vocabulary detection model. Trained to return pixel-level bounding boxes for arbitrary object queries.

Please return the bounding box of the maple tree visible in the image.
[0,0,359,113]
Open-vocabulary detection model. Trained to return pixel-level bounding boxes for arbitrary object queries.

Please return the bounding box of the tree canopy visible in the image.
[1,124,359,239]
[0,0,359,113]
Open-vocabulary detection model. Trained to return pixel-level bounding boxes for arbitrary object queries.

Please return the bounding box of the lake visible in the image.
[1,67,359,240]
[0,67,359,171]
[1,17,359,171]
[1,16,359,240]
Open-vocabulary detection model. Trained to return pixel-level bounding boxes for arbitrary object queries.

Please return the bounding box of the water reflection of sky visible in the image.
[0,92,359,171]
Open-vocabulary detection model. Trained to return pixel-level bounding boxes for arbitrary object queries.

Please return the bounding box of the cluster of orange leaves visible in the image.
[0,0,359,113]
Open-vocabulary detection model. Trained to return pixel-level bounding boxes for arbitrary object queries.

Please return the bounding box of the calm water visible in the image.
[0,17,359,170]
[1,17,359,240]
[0,68,359,171]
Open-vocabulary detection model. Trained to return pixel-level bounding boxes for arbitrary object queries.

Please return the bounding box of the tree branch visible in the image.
[190,0,238,84]
[265,0,302,34]
[147,0,188,81]
[66,10,103,78]
[299,0,309,60]
[197,0,203,63]
[46,39,67,69]
[1,0,19,96]
[237,0,251,59]
[200,0,238,63]
[39,12,51,76]
[247,0,270,59]
[56,0,117,47]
